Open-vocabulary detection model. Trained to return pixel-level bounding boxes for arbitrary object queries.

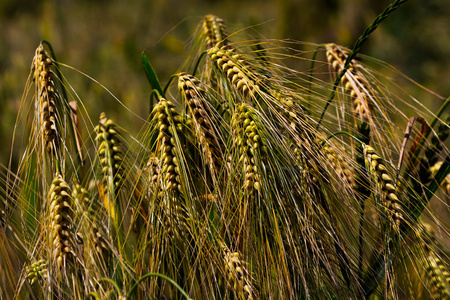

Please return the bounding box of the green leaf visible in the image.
[141,51,164,97]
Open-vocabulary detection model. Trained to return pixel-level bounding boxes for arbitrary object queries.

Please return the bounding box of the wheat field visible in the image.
[0,5,449,300]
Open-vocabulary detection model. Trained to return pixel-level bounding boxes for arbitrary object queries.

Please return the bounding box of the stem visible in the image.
[127,272,191,299]
[164,74,179,96]
[321,131,363,148]
[192,51,207,77]
[87,292,101,300]
[98,278,123,298]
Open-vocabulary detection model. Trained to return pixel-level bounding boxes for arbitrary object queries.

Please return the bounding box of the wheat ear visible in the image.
[413,114,450,194]
[203,14,228,49]
[425,253,450,299]
[48,173,74,269]
[95,113,126,224]
[221,241,258,300]
[26,260,48,286]
[95,113,125,190]
[32,45,58,154]
[144,155,160,189]
[430,161,450,195]
[234,104,266,192]
[208,45,261,98]
[72,182,109,257]
[326,43,373,122]
[322,141,356,187]
[270,91,305,132]
[152,98,184,196]
[178,73,223,175]
[363,144,403,233]
[152,97,188,240]
[418,223,450,298]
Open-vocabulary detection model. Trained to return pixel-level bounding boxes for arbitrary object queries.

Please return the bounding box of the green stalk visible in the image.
[98,278,123,298]
[192,50,207,77]
[127,272,192,299]
[321,131,363,147]
[163,74,179,96]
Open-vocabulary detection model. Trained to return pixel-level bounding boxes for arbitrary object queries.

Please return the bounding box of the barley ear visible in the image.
[48,173,74,270]
[202,14,228,49]
[326,43,373,122]
[234,104,266,193]
[414,113,450,193]
[220,241,258,300]
[32,44,59,155]
[425,253,450,299]
[153,99,184,196]
[321,141,356,188]
[72,182,109,259]
[152,97,188,241]
[363,144,404,233]
[95,112,125,223]
[26,260,48,286]
[430,161,450,195]
[178,73,223,176]
[208,46,261,99]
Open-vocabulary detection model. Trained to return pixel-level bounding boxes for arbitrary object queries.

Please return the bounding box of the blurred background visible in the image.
[0,0,449,166]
